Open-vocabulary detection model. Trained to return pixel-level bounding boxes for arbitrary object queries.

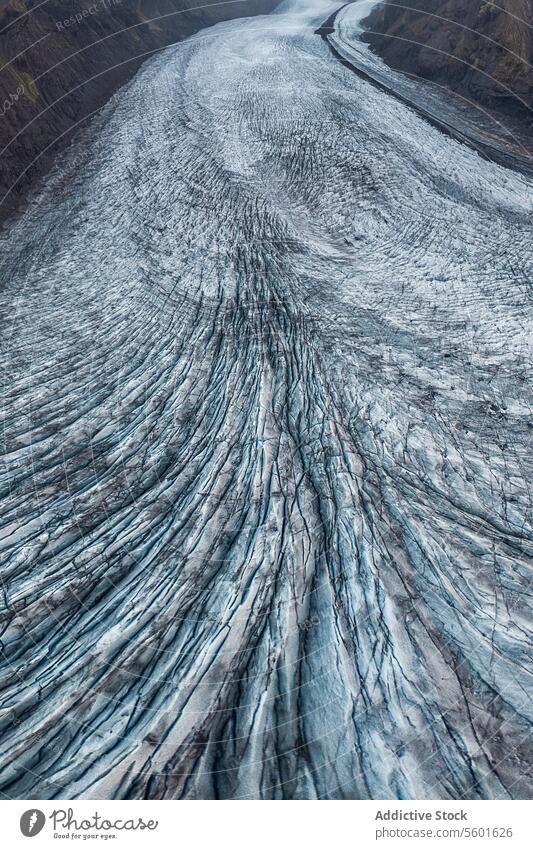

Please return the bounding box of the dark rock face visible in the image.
[361,0,533,149]
[0,0,279,223]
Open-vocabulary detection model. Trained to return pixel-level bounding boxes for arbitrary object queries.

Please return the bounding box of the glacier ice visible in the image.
[0,0,531,800]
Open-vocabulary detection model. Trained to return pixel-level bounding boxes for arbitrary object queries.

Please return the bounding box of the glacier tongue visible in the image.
[0,1,531,800]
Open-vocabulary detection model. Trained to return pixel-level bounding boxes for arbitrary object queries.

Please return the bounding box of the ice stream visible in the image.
[0,0,531,800]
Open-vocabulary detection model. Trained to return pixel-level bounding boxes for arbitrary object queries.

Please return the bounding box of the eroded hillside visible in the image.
[361,0,532,149]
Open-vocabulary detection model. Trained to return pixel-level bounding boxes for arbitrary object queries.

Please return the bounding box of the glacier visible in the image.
[0,0,531,800]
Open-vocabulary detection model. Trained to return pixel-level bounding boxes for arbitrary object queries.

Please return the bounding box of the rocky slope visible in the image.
[361,0,533,150]
[0,0,278,223]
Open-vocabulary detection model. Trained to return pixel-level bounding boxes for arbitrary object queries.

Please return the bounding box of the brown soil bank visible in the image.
[0,0,278,223]
[361,0,533,151]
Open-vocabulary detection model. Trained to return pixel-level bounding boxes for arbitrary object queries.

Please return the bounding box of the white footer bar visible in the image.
[3,799,531,848]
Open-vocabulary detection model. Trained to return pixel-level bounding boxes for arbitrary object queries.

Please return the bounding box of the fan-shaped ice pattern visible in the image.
[0,0,531,800]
